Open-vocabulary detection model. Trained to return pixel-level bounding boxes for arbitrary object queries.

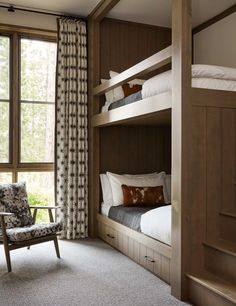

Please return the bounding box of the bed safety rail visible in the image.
[93,45,172,96]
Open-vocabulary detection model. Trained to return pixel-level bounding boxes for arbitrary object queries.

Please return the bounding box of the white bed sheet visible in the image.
[140,205,171,246]
[101,202,112,216]
[142,71,236,99]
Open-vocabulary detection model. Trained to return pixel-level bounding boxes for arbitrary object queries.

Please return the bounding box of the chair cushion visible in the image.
[0,222,62,242]
[0,182,33,228]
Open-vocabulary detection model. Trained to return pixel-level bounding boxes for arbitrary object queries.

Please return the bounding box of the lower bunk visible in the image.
[97,213,171,284]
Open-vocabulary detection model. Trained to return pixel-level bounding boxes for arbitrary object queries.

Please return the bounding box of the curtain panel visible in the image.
[56,18,88,239]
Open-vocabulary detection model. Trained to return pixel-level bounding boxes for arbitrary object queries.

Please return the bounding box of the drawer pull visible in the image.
[144,256,155,263]
[106,233,115,239]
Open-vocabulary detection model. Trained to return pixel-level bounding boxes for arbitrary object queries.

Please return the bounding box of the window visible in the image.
[0,36,10,163]
[0,28,57,222]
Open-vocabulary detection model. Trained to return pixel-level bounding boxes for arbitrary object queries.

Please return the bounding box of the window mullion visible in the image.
[11,33,19,181]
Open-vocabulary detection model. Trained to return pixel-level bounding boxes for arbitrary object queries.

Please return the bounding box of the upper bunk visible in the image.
[90,1,236,128]
[92,46,172,127]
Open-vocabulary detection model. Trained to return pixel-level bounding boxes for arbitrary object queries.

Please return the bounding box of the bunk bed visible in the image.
[88,1,236,305]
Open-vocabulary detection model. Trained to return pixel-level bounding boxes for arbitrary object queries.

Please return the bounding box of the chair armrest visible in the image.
[0,212,14,216]
[29,206,60,210]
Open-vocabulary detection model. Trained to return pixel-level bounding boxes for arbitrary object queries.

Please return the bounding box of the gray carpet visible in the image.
[0,239,190,306]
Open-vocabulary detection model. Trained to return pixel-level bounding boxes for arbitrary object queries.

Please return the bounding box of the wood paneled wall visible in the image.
[98,19,172,180]
[100,18,171,79]
[100,126,171,175]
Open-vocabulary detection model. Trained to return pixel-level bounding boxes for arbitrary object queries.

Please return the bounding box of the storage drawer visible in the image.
[104,224,118,248]
[139,244,155,273]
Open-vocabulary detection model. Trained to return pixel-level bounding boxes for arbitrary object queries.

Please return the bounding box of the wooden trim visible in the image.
[187,271,236,305]
[92,92,171,127]
[0,164,54,171]
[0,23,57,39]
[103,17,171,32]
[193,4,236,35]
[12,32,19,181]
[97,213,171,258]
[220,211,236,219]
[8,234,59,250]
[203,241,236,258]
[191,88,236,109]
[89,0,120,22]
[171,0,192,300]
[93,45,172,95]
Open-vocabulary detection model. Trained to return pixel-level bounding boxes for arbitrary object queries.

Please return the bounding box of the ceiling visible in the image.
[0,0,235,28]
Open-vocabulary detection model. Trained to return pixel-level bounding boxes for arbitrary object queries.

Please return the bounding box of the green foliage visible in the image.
[28,192,50,223]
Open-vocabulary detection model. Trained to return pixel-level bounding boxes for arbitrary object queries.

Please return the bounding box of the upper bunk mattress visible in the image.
[108,205,154,232]
[140,205,171,246]
[142,64,236,98]
[102,65,236,112]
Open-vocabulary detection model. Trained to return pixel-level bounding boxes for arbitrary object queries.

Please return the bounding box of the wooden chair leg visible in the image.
[1,215,12,272]
[4,244,12,272]
[53,237,60,258]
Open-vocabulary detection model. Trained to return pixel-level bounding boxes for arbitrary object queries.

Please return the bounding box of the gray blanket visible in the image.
[108,205,154,232]
[108,91,142,110]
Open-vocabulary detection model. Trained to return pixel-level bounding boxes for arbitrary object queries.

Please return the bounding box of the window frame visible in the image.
[0,24,57,182]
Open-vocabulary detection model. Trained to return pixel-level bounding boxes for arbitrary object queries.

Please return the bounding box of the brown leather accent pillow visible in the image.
[121,185,165,207]
[122,84,142,97]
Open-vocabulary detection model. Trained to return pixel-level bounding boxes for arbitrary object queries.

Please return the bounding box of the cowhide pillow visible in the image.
[0,182,33,229]
[121,184,165,207]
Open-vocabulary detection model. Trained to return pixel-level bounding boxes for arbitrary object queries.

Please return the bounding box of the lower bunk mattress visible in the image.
[104,204,171,246]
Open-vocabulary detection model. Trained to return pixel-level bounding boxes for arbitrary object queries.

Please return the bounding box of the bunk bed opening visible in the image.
[89,0,236,304]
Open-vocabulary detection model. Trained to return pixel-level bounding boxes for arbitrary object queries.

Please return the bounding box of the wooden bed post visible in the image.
[88,0,120,237]
[171,0,192,300]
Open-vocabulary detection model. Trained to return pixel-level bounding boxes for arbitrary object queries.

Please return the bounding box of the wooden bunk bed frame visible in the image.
[88,0,236,305]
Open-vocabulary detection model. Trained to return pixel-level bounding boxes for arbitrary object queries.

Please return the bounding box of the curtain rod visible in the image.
[0,4,87,21]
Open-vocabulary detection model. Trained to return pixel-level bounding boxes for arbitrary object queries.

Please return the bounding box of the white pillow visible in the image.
[164,174,171,204]
[100,172,158,206]
[107,171,167,206]
[101,79,124,103]
[124,172,157,178]
[109,70,145,86]
[100,174,113,206]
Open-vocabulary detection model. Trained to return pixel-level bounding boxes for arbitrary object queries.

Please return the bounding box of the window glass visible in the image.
[18,172,54,222]
[0,36,10,163]
[20,39,57,102]
[20,103,55,162]
[0,172,12,183]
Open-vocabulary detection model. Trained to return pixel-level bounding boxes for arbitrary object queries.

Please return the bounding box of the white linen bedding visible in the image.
[101,202,111,216]
[142,64,236,99]
[101,65,236,113]
[140,205,171,246]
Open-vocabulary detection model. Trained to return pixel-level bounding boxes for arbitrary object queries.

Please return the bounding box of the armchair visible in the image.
[0,182,62,272]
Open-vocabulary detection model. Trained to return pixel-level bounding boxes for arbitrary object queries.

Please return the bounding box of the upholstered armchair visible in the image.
[0,182,62,272]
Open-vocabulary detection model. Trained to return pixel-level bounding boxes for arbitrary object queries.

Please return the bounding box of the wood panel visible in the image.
[97,214,171,284]
[100,18,171,80]
[206,108,222,241]
[94,46,171,95]
[222,109,236,214]
[188,272,236,306]
[100,126,171,176]
[187,106,207,274]
[171,0,192,300]
[92,93,171,126]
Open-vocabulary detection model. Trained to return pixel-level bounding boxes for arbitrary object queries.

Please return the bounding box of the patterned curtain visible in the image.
[56,18,88,239]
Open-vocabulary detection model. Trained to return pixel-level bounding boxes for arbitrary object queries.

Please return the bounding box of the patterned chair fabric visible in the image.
[0,182,62,242]
[0,182,33,229]
[0,222,63,242]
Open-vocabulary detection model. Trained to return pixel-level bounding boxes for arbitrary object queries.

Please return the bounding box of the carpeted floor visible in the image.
[0,239,190,306]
